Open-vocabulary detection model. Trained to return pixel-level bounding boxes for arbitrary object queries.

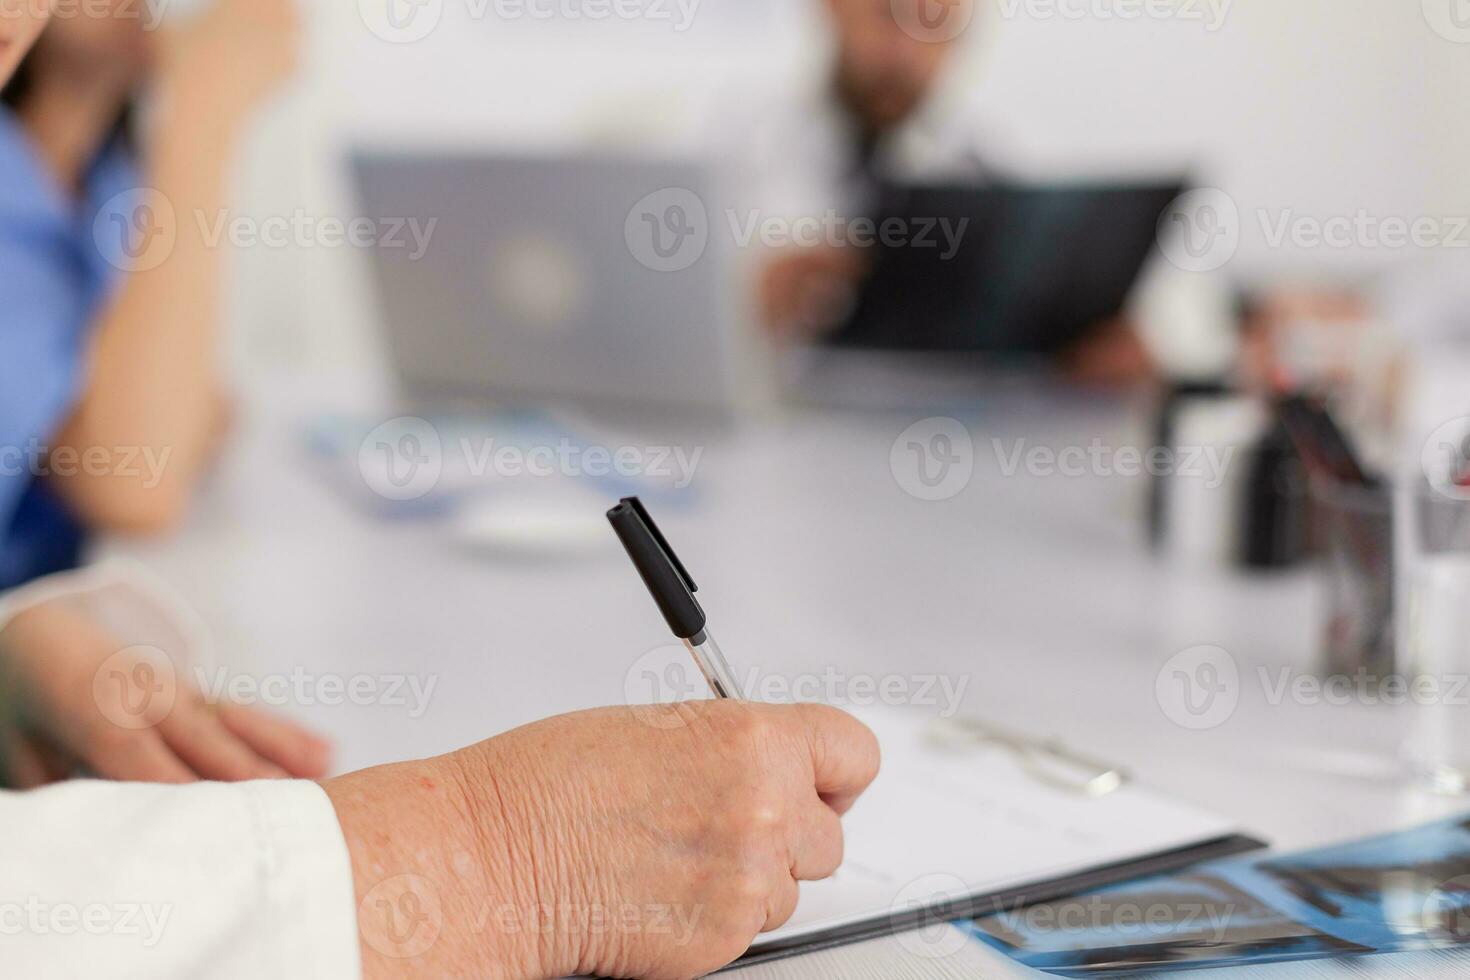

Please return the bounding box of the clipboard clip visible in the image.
[926,717,1131,798]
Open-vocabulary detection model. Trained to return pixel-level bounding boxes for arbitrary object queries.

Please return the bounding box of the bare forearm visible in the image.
[44,0,302,534]
[322,755,544,980]
[50,103,239,531]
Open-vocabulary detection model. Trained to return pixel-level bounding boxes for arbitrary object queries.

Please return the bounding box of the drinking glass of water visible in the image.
[1401,485,1470,794]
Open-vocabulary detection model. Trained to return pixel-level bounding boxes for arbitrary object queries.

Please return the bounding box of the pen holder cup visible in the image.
[1313,480,1470,679]
[1310,479,1397,679]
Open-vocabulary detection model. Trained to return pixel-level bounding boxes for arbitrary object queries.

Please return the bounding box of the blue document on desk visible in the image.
[735,707,1262,969]
[969,814,1470,975]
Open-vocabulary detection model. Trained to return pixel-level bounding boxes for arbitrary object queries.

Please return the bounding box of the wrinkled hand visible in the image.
[325,701,881,980]
[0,599,332,787]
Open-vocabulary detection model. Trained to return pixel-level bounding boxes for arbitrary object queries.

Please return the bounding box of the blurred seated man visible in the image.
[756,0,1158,387]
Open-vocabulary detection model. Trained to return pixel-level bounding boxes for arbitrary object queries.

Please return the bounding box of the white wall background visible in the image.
[227,0,1470,382]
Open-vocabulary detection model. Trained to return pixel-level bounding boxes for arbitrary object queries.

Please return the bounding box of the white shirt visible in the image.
[0,567,362,979]
[1,779,360,977]
[727,81,995,229]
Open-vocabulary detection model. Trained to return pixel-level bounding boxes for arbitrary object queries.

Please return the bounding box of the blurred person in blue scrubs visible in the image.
[0,0,297,591]
[0,0,333,785]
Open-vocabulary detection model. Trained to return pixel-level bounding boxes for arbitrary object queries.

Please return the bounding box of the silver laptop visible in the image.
[352,151,773,417]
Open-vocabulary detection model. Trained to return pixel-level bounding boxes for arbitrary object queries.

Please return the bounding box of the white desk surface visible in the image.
[105,360,1470,978]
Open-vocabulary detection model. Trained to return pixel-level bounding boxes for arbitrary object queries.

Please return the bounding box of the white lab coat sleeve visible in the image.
[0,778,362,979]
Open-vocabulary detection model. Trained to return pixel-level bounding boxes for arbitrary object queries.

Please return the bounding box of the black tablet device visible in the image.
[834,179,1188,355]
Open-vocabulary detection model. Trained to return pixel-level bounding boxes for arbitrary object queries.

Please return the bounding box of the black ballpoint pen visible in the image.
[607,497,744,700]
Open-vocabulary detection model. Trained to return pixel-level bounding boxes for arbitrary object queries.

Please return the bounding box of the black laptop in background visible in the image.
[833,179,1188,355]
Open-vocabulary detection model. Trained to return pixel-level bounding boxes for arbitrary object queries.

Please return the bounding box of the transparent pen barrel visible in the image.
[683,631,744,700]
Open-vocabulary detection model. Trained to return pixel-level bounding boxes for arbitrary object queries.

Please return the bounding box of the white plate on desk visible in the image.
[448,487,614,560]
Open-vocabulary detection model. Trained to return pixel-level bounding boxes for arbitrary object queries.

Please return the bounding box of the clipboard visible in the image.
[732,832,1264,970]
[728,706,1267,970]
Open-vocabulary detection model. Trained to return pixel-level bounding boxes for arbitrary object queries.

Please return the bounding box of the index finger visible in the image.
[795,703,881,816]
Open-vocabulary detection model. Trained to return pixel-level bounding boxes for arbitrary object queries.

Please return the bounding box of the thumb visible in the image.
[794,704,881,816]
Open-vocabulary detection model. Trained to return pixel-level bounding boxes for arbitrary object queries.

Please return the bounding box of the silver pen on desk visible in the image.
[607,497,744,700]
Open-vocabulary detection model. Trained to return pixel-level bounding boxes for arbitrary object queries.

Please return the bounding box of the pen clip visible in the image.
[623,496,697,594]
[608,497,708,641]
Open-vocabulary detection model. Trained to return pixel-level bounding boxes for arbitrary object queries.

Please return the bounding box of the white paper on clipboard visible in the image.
[752,705,1241,952]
